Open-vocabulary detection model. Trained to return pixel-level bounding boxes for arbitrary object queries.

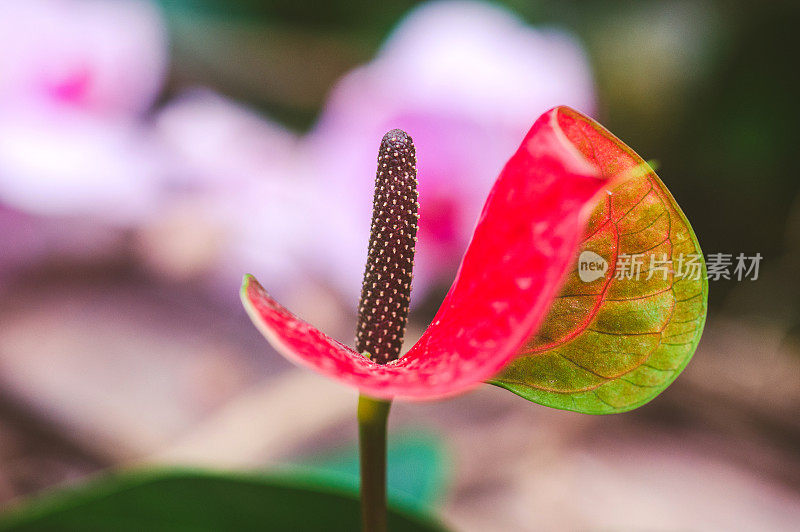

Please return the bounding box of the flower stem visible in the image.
[358,394,392,532]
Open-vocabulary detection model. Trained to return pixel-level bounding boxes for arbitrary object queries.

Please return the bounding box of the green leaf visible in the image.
[0,469,446,531]
[492,108,708,414]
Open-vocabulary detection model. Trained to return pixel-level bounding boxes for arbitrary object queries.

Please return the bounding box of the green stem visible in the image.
[358,394,392,532]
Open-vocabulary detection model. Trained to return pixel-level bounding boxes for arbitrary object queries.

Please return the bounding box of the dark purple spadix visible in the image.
[355,129,419,364]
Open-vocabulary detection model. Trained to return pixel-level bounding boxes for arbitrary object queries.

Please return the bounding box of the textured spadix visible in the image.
[241,107,616,400]
[355,129,418,364]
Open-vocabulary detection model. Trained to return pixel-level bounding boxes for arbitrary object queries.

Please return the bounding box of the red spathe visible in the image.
[241,107,616,400]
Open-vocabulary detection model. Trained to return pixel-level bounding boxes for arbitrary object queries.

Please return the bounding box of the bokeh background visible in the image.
[1,0,799,529]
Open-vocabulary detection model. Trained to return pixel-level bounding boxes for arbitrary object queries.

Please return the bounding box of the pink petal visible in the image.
[242,107,616,400]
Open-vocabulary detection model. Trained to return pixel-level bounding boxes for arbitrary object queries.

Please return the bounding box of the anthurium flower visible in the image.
[242,106,624,400]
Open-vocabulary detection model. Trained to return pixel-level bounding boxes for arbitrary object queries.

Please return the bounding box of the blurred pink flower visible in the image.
[154,89,298,191]
[0,0,168,223]
[0,0,166,116]
[144,90,332,302]
[305,0,596,303]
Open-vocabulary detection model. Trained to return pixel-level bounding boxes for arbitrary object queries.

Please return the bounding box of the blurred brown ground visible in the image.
[0,265,799,530]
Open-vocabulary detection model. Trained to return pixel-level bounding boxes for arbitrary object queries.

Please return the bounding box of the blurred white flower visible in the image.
[306,0,596,303]
[0,0,168,223]
[0,108,163,223]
